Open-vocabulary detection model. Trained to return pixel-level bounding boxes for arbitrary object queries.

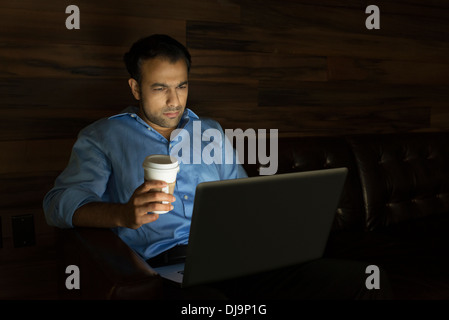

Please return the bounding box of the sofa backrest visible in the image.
[242,132,449,234]
[348,132,449,232]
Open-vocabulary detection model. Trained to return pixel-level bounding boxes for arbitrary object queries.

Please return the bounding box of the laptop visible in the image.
[153,167,348,288]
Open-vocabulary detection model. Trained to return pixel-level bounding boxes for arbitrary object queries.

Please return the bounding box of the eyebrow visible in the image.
[151,81,188,88]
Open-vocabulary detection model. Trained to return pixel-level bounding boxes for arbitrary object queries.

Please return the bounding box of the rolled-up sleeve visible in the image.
[43,126,111,228]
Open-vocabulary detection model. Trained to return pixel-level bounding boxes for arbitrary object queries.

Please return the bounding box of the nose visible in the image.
[166,88,181,108]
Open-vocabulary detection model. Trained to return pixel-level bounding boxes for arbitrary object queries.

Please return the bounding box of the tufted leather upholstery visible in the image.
[349,133,449,233]
[242,132,449,299]
[244,133,449,233]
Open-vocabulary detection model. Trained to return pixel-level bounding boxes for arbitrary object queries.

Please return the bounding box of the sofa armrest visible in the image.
[60,227,163,300]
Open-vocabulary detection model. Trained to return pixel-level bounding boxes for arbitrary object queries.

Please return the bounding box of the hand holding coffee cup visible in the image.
[142,154,179,214]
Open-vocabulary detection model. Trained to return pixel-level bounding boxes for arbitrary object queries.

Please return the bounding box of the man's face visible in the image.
[129,57,188,131]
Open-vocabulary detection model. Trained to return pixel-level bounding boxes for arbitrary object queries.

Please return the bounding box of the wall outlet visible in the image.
[12,214,36,248]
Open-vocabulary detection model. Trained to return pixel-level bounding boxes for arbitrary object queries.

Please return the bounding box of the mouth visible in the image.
[163,111,180,119]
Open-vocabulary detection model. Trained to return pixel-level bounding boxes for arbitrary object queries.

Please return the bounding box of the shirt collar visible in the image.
[178,108,199,128]
[108,106,140,120]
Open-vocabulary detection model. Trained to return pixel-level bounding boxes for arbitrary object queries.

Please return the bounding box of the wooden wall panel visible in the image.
[327,57,449,85]
[1,0,449,299]
[0,43,129,79]
[0,5,187,46]
[189,49,328,83]
[0,78,133,140]
[0,140,74,175]
[187,22,449,61]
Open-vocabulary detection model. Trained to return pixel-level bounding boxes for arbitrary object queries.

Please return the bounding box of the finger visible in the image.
[134,191,176,207]
[144,202,174,214]
[140,212,160,225]
[147,191,176,203]
[136,180,168,194]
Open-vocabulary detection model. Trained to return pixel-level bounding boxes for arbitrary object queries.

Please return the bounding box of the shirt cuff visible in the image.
[47,188,102,228]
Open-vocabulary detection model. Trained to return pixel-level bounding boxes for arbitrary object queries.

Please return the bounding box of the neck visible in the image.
[137,110,177,140]
[154,127,175,140]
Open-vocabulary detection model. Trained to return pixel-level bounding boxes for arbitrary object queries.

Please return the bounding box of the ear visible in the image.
[128,78,141,100]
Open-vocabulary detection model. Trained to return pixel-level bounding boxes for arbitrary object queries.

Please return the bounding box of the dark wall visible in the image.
[1,0,448,298]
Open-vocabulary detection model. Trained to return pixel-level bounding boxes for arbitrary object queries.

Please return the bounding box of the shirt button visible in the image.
[184,195,188,200]
[147,127,152,131]
[130,114,136,118]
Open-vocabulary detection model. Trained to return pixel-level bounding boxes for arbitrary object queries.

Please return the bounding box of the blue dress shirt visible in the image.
[43,106,247,260]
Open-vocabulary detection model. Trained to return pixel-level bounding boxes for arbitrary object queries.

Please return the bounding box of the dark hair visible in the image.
[123,34,191,83]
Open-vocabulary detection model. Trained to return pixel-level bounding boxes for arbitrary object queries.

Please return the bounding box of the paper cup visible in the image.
[142,155,179,214]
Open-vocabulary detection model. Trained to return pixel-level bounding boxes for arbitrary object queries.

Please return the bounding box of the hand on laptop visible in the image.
[121,180,176,229]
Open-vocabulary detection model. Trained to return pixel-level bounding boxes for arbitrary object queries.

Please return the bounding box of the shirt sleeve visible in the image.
[43,126,111,228]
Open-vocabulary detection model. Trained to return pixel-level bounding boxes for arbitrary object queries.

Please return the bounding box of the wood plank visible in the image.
[0,0,240,24]
[258,81,449,109]
[239,0,449,41]
[0,140,74,175]
[0,171,62,211]
[0,105,124,141]
[0,43,129,79]
[246,0,449,11]
[80,0,240,24]
[189,49,328,83]
[384,0,449,10]
[195,104,431,135]
[0,7,186,46]
[0,78,133,108]
[0,77,134,140]
[187,18,449,62]
[1,46,327,81]
[327,57,449,85]
[188,80,259,105]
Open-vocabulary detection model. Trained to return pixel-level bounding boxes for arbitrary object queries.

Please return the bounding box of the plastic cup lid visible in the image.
[142,154,179,170]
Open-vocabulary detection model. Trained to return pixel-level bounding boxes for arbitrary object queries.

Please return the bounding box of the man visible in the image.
[43,34,246,262]
[44,34,392,300]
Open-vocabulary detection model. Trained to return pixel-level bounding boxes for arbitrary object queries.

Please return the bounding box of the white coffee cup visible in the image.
[142,154,179,214]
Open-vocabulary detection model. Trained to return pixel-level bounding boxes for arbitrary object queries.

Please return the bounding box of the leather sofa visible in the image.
[59,132,449,299]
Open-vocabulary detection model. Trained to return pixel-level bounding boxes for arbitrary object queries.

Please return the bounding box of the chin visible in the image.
[160,118,181,128]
